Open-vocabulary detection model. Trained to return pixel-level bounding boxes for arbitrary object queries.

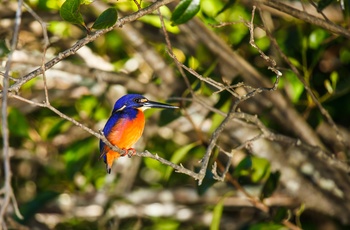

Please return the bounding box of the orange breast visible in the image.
[107,110,145,149]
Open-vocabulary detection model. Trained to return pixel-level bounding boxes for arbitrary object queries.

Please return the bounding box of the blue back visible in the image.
[99,94,144,155]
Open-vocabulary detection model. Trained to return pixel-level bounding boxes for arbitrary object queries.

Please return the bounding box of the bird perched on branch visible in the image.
[100,94,178,174]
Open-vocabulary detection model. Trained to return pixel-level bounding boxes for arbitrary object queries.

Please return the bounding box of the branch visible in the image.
[190,6,282,185]
[10,95,127,156]
[182,15,326,148]
[11,94,200,179]
[1,0,176,97]
[137,151,200,179]
[258,7,350,155]
[0,0,24,226]
[256,0,350,38]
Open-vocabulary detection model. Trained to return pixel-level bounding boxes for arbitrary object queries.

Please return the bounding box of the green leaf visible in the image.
[273,207,288,222]
[233,156,252,178]
[47,119,71,139]
[260,171,281,199]
[340,48,350,64]
[171,0,200,25]
[288,57,301,69]
[330,71,338,90]
[317,0,336,12]
[216,0,236,16]
[210,197,224,230]
[92,7,118,29]
[309,29,328,49]
[152,219,180,230]
[324,79,333,94]
[63,138,96,179]
[75,95,99,118]
[80,0,93,4]
[60,0,84,26]
[164,142,198,180]
[8,107,29,138]
[251,157,270,183]
[284,71,304,103]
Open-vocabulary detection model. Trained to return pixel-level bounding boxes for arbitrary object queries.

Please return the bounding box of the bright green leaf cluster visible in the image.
[60,0,118,31]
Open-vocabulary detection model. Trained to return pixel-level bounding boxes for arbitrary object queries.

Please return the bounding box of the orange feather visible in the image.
[103,109,145,169]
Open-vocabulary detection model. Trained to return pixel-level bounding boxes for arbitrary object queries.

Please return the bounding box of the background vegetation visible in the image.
[1,0,350,229]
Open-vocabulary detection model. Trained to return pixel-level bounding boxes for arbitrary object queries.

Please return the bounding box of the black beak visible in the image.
[143,100,178,109]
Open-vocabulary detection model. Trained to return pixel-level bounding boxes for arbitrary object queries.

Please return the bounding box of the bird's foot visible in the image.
[121,148,136,158]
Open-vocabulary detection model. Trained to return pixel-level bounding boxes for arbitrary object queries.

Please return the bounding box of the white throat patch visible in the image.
[138,106,150,112]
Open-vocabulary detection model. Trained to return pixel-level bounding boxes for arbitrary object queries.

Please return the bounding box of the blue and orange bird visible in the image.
[99,94,178,174]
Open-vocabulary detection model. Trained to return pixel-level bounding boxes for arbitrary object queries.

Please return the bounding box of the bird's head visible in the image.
[112,94,178,113]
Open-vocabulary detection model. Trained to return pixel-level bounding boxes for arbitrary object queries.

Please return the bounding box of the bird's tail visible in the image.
[103,151,121,174]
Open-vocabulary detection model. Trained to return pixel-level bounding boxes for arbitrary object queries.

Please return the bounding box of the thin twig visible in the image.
[308,0,331,22]
[198,105,235,185]
[0,0,176,97]
[133,0,142,10]
[138,151,199,179]
[157,8,194,97]
[196,6,281,185]
[24,2,51,104]
[215,160,270,213]
[215,160,302,230]
[11,94,200,179]
[210,20,244,28]
[259,7,349,155]
[0,0,24,226]
[257,0,350,38]
[212,132,261,181]
[11,95,126,155]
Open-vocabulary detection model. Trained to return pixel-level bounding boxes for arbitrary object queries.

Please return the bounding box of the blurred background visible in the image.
[1,0,350,229]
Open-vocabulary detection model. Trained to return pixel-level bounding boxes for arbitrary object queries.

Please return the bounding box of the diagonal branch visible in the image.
[256,0,350,38]
[259,7,349,155]
[0,0,176,97]
[11,94,199,180]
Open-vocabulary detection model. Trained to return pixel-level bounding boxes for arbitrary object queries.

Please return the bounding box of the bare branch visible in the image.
[11,94,200,180]
[0,0,24,225]
[259,7,349,155]
[256,0,350,38]
[158,8,194,97]
[137,151,200,179]
[197,6,282,186]
[24,2,51,104]
[1,0,176,96]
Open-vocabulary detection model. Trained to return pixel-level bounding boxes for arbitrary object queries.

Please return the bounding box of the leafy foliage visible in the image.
[60,0,118,30]
[171,0,201,25]
[60,0,85,26]
[2,0,350,229]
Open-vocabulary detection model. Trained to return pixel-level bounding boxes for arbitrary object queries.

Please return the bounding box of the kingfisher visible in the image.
[99,94,178,174]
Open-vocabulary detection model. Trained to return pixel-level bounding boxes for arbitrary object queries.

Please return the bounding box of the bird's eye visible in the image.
[134,98,148,103]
